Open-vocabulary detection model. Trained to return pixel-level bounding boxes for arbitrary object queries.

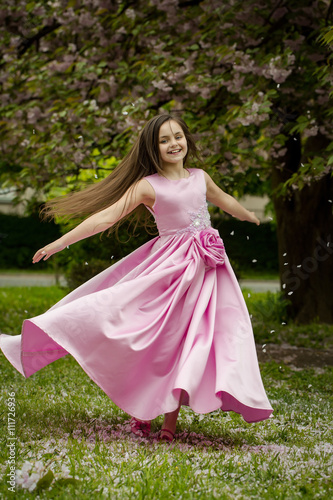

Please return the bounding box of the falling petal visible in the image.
[262,344,266,348]
[248,293,251,298]
[283,252,287,256]
[85,262,89,266]
[288,291,293,295]
[247,236,249,240]
[95,174,98,179]
[252,259,257,263]
[270,330,275,333]
[230,231,234,235]
[277,84,280,88]
[328,200,332,203]
[268,216,273,220]
[284,262,288,266]
[282,322,286,325]
[123,111,128,115]
[297,265,301,268]
[282,284,286,289]
[67,246,69,249]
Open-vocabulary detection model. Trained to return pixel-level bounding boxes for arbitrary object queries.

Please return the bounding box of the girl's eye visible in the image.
[160,136,182,143]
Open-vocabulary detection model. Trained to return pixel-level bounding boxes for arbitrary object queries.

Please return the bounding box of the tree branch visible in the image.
[18,20,61,57]
[326,0,333,25]
[263,0,286,27]
[178,0,202,7]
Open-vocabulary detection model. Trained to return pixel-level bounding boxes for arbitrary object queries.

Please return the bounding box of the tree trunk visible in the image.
[271,134,333,324]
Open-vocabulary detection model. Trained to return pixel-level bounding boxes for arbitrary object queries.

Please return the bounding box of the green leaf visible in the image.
[42,452,58,460]
[54,477,80,486]
[36,470,54,491]
[317,27,333,46]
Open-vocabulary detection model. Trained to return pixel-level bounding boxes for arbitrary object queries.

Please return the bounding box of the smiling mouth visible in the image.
[168,149,182,155]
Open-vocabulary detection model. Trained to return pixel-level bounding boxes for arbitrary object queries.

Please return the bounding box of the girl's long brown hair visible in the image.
[41,114,201,233]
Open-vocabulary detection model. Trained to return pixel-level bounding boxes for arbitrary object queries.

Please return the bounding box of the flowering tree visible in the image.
[1,0,332,323]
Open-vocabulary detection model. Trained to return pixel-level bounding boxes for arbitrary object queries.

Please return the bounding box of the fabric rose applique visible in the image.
[193,228,226,268]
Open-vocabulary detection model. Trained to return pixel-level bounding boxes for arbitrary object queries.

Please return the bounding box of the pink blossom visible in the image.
[27,107,42,124]
[304,126,319,137]
[308,54,325,63]
[125,9,136,20]
[271,7,288,21]
[79,12,96,28]
[152,80,172,92]
[284,36,305,51]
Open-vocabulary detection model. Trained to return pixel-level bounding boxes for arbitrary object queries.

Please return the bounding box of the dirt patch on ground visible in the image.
[256,343,333,368]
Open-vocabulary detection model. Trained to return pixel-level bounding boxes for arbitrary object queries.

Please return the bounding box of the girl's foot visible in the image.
[159,428,175,442]
[160,403,181,442]
[130,417,151,437]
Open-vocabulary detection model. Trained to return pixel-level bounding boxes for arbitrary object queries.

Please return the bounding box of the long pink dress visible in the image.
[0,168,273,423]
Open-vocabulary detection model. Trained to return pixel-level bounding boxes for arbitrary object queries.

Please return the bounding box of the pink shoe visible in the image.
[130,417,151,437]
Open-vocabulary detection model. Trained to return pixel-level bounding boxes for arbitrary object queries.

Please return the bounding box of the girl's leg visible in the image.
[161,405,181,436]
[160,390,185,439]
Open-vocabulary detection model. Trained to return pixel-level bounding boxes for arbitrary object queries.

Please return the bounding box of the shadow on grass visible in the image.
[16,402,257,452]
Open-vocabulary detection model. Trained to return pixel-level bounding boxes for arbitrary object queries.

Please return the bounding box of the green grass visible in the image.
[0,269,58,275]
[0,287,67,335]
[240,270,279,281]
[244,290,333,349]
[0,287,332,498]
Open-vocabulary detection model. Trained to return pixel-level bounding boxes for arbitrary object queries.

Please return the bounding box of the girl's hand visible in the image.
[32,240,65,264]
[247,211,260,226]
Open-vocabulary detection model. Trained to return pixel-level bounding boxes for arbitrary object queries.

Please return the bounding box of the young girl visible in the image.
[0,114,273,442]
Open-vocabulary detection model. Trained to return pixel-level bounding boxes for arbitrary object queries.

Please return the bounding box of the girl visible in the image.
[0,114,273,442]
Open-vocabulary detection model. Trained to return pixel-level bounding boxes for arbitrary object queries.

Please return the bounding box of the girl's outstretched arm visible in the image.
[203,171,260,225]
[32,179,155,263]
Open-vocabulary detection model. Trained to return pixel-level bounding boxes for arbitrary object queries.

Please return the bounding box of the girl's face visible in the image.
[158,120,188,168]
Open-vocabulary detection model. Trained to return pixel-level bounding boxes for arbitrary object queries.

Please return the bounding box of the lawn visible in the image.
[1,287,332,499]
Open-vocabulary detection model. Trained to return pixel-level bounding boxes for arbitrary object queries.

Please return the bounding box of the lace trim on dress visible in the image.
[176,201,211,235]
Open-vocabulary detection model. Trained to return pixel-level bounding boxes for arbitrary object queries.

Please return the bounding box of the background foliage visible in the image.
[1,0,332,193]
[1,0,332,322]
[0,213,61,269]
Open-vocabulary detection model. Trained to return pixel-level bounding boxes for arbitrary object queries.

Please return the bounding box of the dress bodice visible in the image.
[144,168,211,237]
